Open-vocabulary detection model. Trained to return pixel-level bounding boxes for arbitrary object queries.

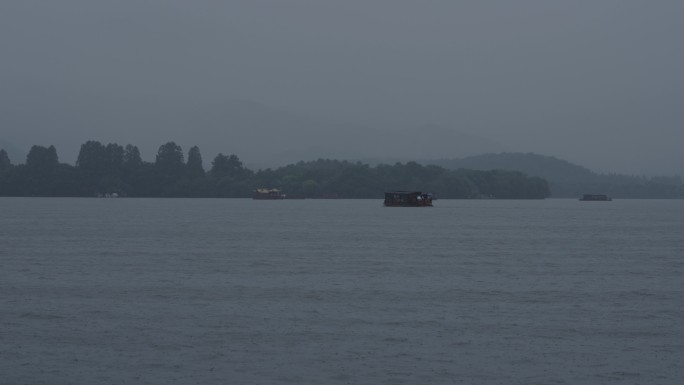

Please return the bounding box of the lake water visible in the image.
[1,198,683,384]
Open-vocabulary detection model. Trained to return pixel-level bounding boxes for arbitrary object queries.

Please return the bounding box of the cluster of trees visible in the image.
[0,142,550,199]
[564,173,684,199]
[433,152,684,198]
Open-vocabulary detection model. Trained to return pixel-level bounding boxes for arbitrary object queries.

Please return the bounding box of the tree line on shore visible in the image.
[431,152,684,198]
[0,142,550,199]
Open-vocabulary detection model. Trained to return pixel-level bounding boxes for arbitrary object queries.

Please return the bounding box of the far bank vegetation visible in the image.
[0,141,549,199]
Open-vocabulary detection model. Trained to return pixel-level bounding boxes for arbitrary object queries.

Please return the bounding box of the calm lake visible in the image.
[1,197,683,384]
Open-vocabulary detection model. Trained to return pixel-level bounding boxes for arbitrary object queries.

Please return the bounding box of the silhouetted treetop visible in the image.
[155,142,185,183]
[76,141,107,174]
[123,144,142,167]
[5,140,680,199]
[0,149,11,172]
[211,153,246,178]
[186,146,205,179]
[26,145,58,174]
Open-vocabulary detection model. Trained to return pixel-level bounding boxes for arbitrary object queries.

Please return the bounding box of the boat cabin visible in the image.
[384,191,433,207]
[252,188,285,200]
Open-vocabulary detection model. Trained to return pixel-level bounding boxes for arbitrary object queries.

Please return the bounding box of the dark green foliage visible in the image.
[123,144,142,168]
[460,169,549,199]
[76,141,128,195]
[105,143,124,172]
[0,141,561,198]
[155,142,184,178]
[248,159,549,199]
[186,146,205,180]
[0,149,11,173]
[76,141,106,172]
[5,145,79,196]
[26,145,59,174]
[0,150,10,196]
[154,142,185,195]
[435,153,595,182]
[211,154,244,178]
[124,162,158,197]
[210,154,253,197]
[19,145,60,196]
[432,152,684,198]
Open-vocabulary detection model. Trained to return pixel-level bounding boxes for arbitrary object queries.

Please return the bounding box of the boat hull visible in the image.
[579,194,612,201]
[252,188,285,200]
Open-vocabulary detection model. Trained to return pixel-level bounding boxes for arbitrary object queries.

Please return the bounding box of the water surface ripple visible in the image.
[1,198,683,384]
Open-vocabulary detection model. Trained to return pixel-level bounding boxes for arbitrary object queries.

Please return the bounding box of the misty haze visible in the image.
[2,2,684,385]
[2,1,683,175]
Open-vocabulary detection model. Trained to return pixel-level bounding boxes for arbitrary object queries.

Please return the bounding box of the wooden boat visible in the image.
[384,191,433,207]
[579,194,612,201]
[252,188,285,200]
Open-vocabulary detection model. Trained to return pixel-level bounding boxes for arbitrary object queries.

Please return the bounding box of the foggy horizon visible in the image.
[2,1,683,176]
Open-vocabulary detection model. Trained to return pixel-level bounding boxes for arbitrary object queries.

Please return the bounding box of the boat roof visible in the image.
[385,191,426,196]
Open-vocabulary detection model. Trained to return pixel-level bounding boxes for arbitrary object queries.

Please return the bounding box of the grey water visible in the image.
[1,198,683,385]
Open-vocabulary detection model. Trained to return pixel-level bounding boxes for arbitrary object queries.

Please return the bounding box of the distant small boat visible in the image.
[384,191,433,207]
[252,188,285,200]
[97,192,119,198]
[579,194,612,201]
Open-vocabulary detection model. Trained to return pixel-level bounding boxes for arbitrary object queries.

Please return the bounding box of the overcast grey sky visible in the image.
[1,0,683,174]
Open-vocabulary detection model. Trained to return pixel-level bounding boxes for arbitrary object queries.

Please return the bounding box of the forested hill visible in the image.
[0,142,549,199]
[429,153,684,198]
[431,153,594,182]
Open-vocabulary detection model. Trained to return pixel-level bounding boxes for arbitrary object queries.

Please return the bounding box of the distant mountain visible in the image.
[158,104,506,168]
[428,153,684,198]
[1,82,503,167]
[431,152,596,181]
[375,124,506,159]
